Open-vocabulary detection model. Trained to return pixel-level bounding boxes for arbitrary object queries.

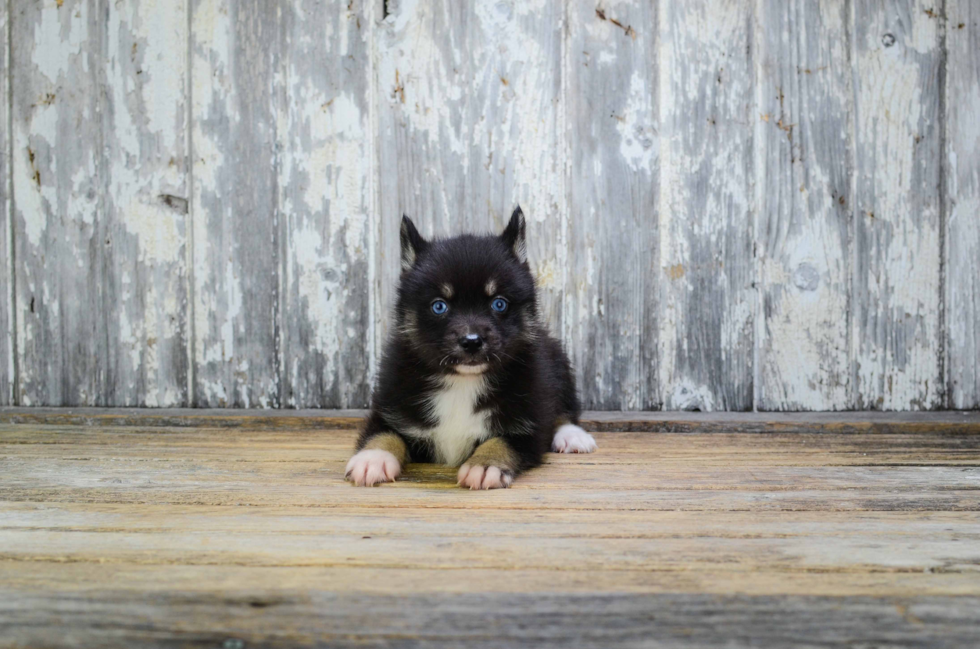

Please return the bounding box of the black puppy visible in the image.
[347,207,596,489]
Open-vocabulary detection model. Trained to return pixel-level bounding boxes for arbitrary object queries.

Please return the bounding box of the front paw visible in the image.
[552,424,597,453]
[457,464,514,490]
[345,450,401,486]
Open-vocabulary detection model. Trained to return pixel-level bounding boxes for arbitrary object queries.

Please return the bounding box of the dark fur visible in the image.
[356,207,581,478]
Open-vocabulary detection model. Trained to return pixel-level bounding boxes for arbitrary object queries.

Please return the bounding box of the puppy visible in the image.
[346,207,596,490]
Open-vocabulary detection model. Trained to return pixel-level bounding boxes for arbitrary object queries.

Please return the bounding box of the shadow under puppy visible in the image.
[347,207,597,490]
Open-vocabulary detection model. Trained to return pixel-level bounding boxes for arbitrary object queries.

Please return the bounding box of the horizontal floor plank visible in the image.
[3,503,978,536]
[2,487,977,512]
[2,589,978,649]
[2,562,980,598]
[1,527,977,574]
[3,459,980,492]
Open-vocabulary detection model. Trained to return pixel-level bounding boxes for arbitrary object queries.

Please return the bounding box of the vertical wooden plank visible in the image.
[0,2,10,405]
[277,1,373,408]
[565,1,658,409]
[11,0,105,405]
[191,0,280,407]
[102,0,189,406]
[945,0,980,409]
[658,0,755,411]
[755,0,852,410]
[12,0,189,407]
[375,0,565,346]
[852,1,942,410]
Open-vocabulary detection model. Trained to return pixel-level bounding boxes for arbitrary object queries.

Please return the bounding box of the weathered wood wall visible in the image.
[1,0,977,410]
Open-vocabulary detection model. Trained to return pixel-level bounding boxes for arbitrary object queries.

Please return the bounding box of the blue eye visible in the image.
[431,300,449,315]
[491,297,509,313]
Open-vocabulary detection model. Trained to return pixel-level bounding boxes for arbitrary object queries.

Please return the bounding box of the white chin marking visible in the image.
[552,424,597,454]
[454,364,488,375]
[345,449,401,486]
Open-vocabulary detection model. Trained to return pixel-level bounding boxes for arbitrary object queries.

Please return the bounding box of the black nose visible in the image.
[458,334,483,353]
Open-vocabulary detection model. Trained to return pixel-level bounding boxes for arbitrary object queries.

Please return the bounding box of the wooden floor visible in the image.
[1,410,979,648]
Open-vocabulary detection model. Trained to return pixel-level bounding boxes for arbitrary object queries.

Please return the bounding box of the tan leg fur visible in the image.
[457,437,517,490]
[361,432,409,465]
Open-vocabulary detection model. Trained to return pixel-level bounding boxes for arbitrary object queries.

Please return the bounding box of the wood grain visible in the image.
[565,0,659,409]
[755,0,852,410]
[945,0,980,409]
[11,0,106,405]
[102,0,190,406]
[3,587,978,649]
[0,2,9,406]
[851,0,942,410]
[375,0,565,347]
[10,0,190,408]
[2,406,980,433]
[190,0,280,407]
[277,0,373,408]
[0,1,978,411]
[657,0,755,411]
[1,417,979,646]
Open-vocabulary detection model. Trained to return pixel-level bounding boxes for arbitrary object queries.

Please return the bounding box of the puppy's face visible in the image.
[396,208,537,375]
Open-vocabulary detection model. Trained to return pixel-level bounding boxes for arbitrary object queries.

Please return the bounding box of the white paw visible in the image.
[457,464,513,490]
[551,424,597,454]
[345,450,401,486]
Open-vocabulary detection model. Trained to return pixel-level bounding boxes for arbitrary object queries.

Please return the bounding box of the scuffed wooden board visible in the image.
[5,425,980,465]
[6,502,979,538]
[2,587,978,649]
[11,0,105,405]
[3,426,979,511]
[3,513,980,571]
[565,0,659,409]
[8,450,980,474]
[102,0,190,406]
[5,435,979,470]
[277,0,373,408]
[755,0,851,410]
[2,418,980,647]
[2,563,978,598]
[657,0,755,411]
[375,0,565,350]
[2,424,979,550]
[945,1,980,409]
[0,2,9,405]
[851,1,942,410]
[190,0,279,407]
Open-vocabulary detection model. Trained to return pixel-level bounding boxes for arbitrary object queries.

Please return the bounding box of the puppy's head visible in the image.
[396,207,537,375]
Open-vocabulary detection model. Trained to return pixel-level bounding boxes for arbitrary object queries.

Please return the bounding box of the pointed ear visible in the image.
[400,215,427,272]
[500,206,527,264]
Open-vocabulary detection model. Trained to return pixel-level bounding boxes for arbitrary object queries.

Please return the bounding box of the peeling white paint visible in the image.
[616,71,657,173]
[853,0,942,409]
[754,0,851,411]
[669,380,715,412]
[376,0,565,343]
[33,2,88,85]
[658,0,753,410]
[14,142,48,248]
[5,0,973,411]
[136,0,187,145]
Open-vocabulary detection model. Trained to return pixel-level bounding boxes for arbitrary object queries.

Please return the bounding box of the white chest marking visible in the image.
[422,374,492,466]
